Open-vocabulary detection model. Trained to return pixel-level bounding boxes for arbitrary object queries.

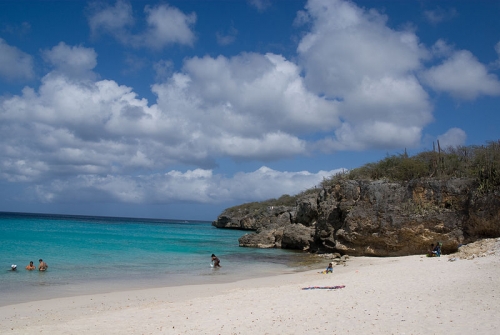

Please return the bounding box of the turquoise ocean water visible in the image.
[0,212,319,306]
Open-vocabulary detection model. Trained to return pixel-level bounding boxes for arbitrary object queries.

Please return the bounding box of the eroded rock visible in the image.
[214,178,500,256]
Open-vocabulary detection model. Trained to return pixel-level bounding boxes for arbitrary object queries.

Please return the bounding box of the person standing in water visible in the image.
[38,259,48,271]
[211,254,221,268]
[26,261,36,270]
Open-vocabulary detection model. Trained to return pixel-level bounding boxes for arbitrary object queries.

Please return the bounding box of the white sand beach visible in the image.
[2,239,499,335]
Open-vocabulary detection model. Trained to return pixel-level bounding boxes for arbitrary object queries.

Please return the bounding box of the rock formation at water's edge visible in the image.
[212,178,500,256]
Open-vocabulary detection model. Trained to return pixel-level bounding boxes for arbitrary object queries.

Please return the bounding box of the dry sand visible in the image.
[1,238,499,334]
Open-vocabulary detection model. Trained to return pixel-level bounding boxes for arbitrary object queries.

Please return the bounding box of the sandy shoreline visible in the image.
[2,241,500,334]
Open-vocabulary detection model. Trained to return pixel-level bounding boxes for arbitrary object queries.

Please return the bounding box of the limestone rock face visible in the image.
[293,195,318,227]
[281,224,315,250]
[212,206,293,230]
[464,191,500,238]
[213,178,500,256]
[238,228,283,248]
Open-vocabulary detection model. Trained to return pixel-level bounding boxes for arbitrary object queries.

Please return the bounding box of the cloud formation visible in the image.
[87,0,134,38]
[421,45,500,100]
[29,167,340,205]
[489,41,500,70]
[216,26,238,46]
[42,42,97,79]
[296,0,432,150]
[423,7,458,25]
[87,0,196,49]
[0,38,34,81]
[1,0,500,211]
[437,128,467,149]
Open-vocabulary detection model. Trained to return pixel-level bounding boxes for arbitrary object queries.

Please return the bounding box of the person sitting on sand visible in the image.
[427,244,435,257]
[432,243,442,257]
[26,261,36,270]
[38,259,48,271]
[427,243,442,257]
[326,262,334,273]
[211,254,221,268]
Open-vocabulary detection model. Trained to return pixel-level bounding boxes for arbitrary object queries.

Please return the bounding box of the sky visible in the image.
[0,0,499,221]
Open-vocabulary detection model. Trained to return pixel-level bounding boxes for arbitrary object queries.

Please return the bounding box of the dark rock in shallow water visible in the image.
[213,178,500,257]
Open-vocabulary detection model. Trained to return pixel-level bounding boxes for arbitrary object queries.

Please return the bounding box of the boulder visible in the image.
[281,224,315,250]
[239,228,283,248]
[212,206,293,230]
[294,195,318,226]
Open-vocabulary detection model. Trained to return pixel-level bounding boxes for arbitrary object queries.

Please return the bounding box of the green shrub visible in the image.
[224,140,500,215]
[320,140,500,187]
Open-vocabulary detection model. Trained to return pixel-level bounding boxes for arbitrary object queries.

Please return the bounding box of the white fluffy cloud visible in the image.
[298,0,427,97]
[30,167,341,204]
[0,45,339,185]
[2,0,498,210]
[0,35,340,206]
[88,0,134,39]
[437,128,467,149]
[296,0,432,150]
[87,0,196,49]
[0,38,34,81]
[139,4,196,49]
[170,53,339,133]
[421,48,500,100]
[1,73,158,182]
[41,42,97,78]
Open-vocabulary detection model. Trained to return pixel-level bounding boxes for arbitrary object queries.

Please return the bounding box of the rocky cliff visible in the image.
[212,178,500,256]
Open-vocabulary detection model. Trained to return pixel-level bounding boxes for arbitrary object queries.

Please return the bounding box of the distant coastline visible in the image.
[0,210,212,224]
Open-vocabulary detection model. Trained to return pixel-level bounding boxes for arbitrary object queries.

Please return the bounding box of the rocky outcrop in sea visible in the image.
[212,178,500,256]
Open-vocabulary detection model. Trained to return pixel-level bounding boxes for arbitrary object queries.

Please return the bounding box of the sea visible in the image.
[0,211,321,307]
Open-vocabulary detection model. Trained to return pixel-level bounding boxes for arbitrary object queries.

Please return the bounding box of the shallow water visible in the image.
[0,212,322,306]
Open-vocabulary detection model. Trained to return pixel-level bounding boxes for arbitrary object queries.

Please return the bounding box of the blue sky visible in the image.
[1,0,499,221]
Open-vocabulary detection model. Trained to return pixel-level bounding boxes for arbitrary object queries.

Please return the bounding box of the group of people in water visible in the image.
[9,259,48,271]
[12,247,441,274]
[10,255,222,272]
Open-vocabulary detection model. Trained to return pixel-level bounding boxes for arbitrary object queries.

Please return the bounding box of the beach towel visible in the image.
[302,285,345,290]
